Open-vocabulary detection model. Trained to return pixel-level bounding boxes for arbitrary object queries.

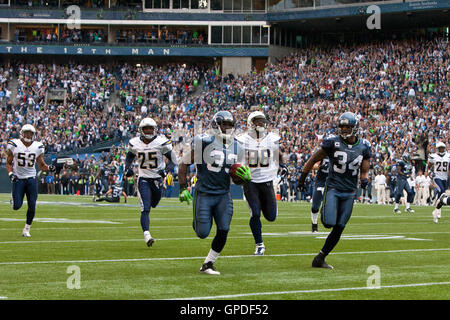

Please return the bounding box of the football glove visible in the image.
[48,165,56,172]
[298,172,307,189]
[9,172,18,183]
[235,165,252,183]
[360,178,368,189]
[179,188,193,205]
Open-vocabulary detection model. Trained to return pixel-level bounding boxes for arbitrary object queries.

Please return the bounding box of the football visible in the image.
[229,163,247,185]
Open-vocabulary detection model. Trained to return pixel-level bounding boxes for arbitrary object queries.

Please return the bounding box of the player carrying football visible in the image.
[178,111,251,275]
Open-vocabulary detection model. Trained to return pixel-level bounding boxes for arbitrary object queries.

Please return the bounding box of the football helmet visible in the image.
[139,118,157,140]
[20,124,36,143]
[211,111,235,141]
[436,142,446,156]
[247,111,268,134]
[402,152,411,163]
[337,112,359,140]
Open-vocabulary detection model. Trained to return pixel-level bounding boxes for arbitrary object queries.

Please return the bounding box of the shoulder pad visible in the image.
[7,140,17,148]
[159,136,172,146]
[235,133,246,143]
[268,132,281,142]
[362,139,371,147]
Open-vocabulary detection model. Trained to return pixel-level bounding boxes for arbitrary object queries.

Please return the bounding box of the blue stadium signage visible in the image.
[0,45,268,57]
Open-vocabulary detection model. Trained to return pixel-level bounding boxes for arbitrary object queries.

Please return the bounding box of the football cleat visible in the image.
[406,208,415,213]
[436,193,447,210]
[393,209,401,214]
[254,244,265,256]
[144,233,155,247]
[146,238,155,247]
[432,209,440,223]
[312,223,319,233]
[22,230,31,237]
[200,261,220,275]
[312,254,333,269]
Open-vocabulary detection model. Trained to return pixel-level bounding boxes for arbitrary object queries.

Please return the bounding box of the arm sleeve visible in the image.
[37,143,45,157]
[124,151,136,170]
[320,138,334,157]
[7,140,16,153]
[363,141,372,160]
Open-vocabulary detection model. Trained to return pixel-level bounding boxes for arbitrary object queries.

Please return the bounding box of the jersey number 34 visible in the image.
[333,151,363,176]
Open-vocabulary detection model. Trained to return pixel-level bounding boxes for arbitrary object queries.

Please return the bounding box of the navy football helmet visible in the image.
[402,153,411,162]
[337,112,359,140]
[211,111,236,141]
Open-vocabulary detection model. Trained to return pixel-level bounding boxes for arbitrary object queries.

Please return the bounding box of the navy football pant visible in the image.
[433,178,448,198]
[311,185,325,214]
[193,191,233,253]
[243,181,277,244]
[11,177,38,225]
[320,187,356,229]
[395,178,415,204]
[319,187,355,256]
[137,177,163,232]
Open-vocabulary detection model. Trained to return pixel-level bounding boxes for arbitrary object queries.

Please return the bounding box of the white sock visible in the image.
[24,224,31,231]
[394,203,399,210]
[204,249,220,264]
[406,202,410,210]
[143,230,151,238]
[311,212,318,224]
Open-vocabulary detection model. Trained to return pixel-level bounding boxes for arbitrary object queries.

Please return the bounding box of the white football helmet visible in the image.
[436,141,446,156]
[139,118,157,140]
[247,111,268,134]
[20,124,36,143]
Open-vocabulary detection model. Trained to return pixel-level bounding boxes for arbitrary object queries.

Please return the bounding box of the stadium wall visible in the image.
[0,168,244,199]
[222,56,252,75]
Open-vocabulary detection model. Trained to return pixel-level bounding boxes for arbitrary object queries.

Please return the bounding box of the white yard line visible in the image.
[168,281,450,300]
[0,248,449,266]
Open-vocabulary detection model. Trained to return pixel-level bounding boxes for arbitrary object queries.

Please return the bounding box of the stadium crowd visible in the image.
[0,34,449,203]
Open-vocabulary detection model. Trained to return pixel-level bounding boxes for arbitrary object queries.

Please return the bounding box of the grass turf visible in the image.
[0,193,449,300]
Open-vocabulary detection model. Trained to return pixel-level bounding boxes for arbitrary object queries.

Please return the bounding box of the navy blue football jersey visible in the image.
[388,166,397,185]
[396,160,413,179]
[192,134,243,195]
[321,136,371,192]
[315,158,329,187]
[111,185,123,198]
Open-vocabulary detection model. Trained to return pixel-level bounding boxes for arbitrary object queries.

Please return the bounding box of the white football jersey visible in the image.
[7,139,45,179]
[128,136,173,179]
[429,152,450,180]
[236,132,281,183]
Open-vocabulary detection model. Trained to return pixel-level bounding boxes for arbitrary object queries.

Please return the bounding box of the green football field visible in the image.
[0,193,449,300]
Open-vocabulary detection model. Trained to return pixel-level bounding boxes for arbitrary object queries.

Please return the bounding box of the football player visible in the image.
[299,112,371,269]
[387,164,397,204]
[433,193,450,223]
[310,157,329,233]
[429,142,449,222]
[393,153,415,214]
[124,118,178,247]
[178,111,251,275]
[94,181,127,203]
[6,124,56,237]
[236,111,284,255]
